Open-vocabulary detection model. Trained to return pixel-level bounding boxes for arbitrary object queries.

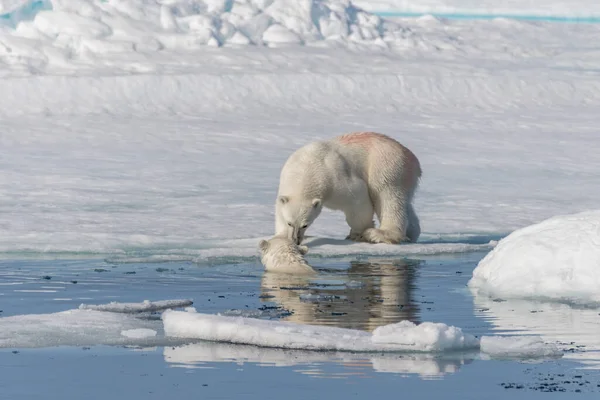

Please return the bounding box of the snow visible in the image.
[162,309,479,352]
[479,336,562,359]
[469,211,600,305]
[0,0,413,76]
[4,2,600,261]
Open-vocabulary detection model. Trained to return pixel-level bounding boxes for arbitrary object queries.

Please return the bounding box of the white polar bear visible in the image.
[275,132,421,245]
[258,235,316,275]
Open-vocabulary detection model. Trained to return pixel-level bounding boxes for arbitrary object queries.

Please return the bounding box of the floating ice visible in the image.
[480,335,562,359]
[79,299,194,313]
[0,299,565,359]
[162,310,479,352]
[0,299,198,348]
[0,309,160,348]
[469,210,600,305]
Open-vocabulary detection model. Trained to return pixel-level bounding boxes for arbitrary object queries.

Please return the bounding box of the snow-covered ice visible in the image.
[469,211,600,305]
[0,2,600,261]
[162,309,479,352]
[163,309,564,358]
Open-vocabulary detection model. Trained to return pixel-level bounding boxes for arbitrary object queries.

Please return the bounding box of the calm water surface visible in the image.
[1,252,599,399]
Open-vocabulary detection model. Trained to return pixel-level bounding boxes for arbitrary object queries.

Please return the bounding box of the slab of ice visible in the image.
[0,299,197,348]
[79,299,194,313]
[469,210,600,305]
[162,310,479,352]
[480,335,562,359]
[0,309,160,348]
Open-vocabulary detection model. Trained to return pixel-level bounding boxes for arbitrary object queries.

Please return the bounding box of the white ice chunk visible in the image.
[162,310,479,352]
[469,210,600,305]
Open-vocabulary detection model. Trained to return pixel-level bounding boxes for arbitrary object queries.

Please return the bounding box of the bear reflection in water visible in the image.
[260,259,420,332]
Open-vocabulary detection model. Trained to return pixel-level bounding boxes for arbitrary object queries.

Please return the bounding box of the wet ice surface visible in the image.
[2,253,600,398]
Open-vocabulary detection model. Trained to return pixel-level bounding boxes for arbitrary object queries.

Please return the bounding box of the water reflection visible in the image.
[472,292,600,369]
[163,341,474,379]
[162,259,474,379]
[260,259,420,331]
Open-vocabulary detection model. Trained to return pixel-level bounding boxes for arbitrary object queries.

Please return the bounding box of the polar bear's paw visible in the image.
[360,228,409,245]
[345,230,367,242]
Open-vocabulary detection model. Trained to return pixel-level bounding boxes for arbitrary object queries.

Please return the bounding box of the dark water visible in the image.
[0,253,599,399]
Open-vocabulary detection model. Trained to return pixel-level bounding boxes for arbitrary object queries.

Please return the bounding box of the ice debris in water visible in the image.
[79,299,193,313]
[480,336,563,359]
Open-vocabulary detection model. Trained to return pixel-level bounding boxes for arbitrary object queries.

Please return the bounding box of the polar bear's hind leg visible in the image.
[361,187,411,244]
[341,179,375,242]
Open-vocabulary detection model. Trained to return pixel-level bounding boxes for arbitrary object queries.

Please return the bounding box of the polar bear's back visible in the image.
[333,132,421,191]
[278,132,421,199]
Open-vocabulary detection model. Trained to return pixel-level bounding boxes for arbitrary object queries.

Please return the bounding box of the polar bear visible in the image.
[258,235,316,275]
[275,132,421,245]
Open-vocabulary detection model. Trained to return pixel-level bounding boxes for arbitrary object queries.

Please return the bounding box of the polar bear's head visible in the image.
[275,196,322,245]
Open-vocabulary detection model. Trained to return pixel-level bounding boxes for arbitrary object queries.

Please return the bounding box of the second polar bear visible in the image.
[258,236,316,275]
[275,132,421,245]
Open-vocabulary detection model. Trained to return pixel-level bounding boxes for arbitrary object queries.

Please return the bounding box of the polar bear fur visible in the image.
[258,235,316,275]
[275,132,421,245]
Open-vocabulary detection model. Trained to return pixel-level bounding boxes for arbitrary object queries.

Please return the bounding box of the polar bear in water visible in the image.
[258,236,316,275]
[275,132,421,245]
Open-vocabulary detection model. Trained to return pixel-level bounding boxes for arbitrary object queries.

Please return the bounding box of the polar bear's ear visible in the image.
[312,198,322,208]
[278,196,289,205]
[259,240,269,252]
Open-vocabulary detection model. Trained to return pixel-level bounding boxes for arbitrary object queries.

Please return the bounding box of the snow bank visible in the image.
[469,210,600,305]
[480,336,562,359]
[79,299,193,313]
[0,0,411,71]
[162,309,479,352]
